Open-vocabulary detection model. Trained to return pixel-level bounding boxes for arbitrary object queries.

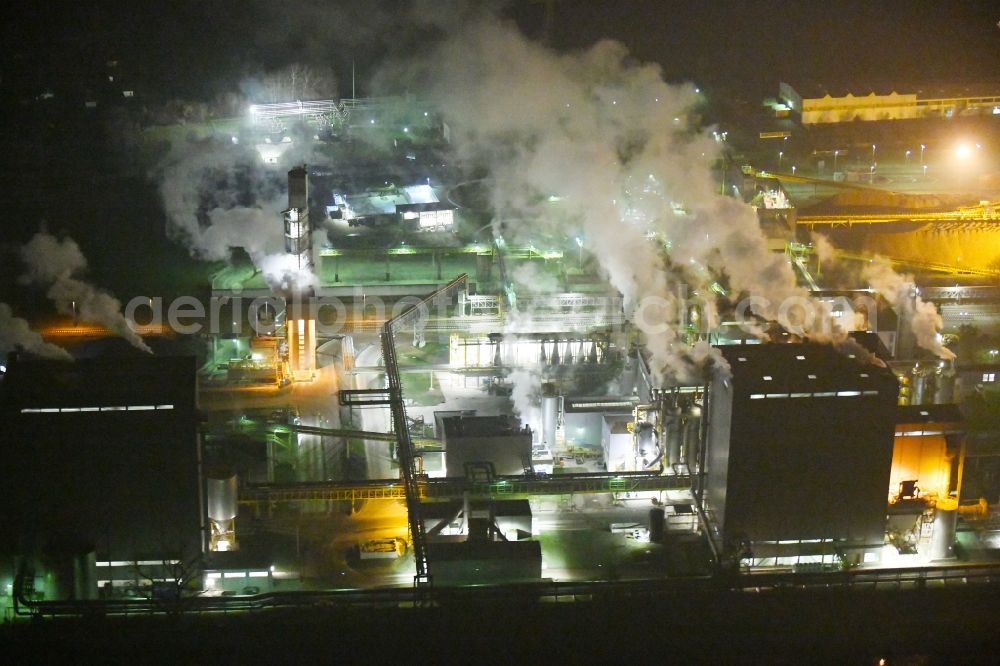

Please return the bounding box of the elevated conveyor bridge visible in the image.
[239,471,693,507]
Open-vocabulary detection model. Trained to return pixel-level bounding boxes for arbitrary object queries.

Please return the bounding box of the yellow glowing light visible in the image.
[955,143,972,159]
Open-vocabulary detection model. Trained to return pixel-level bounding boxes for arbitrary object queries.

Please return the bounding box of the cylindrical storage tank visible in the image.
[930,498,958,560]
[636,422,658,468]
[934,369,955,404]
[911,371,927,405]
[42,546,98,601]
[207,473,239,523]
[665,407,682,466]
[649,507,665,543]
[541,384,559,448]
[73,550,98,601]
[681,404,702,466]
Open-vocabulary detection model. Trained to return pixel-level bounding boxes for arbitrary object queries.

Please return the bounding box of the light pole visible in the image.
[833,149,839,173]
[575,236,583,267]
[870,164,875,184]
[905,149,912,165]
[778,151,784,170]
[871,144,877,165]
[920,144,926,166]
[791,165,796,175]
[922,164,928,178]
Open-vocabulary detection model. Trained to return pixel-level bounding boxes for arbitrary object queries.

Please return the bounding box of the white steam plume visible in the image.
[862,257,955,360]
[19,233,152,353]
[810,231,838,266]
[0,303,73,361]
[377,19,837,383]
[156,137,321,292]
[507,367,541,432]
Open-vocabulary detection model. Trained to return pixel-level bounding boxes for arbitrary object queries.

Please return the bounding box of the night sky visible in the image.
[2,1,997,103]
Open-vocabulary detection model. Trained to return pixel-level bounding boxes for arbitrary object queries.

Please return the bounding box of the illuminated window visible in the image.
[762,375,772,381]
[984,373,996,383]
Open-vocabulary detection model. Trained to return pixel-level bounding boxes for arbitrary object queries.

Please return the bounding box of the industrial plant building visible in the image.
[441,414,533,477]
[767,81,1000,124]
[0,354,203,599]
[703,343,900,566]
[327,184,455,232]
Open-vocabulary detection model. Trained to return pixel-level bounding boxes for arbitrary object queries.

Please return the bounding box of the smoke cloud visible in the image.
[507,367,541,431]
[156,136,320,292]
[19,233,152,353]
[0,303,72,361]
[862,257,955,360]
[810,232,837,266]
[376,18,832,383]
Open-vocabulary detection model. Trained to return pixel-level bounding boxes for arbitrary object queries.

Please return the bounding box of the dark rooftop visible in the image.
[0,353,197,411]
[716,342,898,395]
[442,415,527,439]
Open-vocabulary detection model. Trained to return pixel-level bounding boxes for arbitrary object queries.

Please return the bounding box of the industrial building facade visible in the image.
[704,344,900,567]
[770,81,1000,124]
[0,354,203,599]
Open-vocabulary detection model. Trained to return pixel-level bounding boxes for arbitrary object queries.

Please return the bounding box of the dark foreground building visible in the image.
[0,353,201,600]
[704,343,900,567]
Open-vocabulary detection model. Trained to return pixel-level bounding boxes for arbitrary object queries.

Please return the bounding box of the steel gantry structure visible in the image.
[378,273,471,588]
[796,200,1000,228]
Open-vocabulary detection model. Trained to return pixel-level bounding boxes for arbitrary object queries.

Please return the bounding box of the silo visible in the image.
[681,403,702,466]
[664,406,683,466]
[930,498,958,560]
[41,544,97,601]
[911,369,928,405]
[934,363,955,404]
[636,421,659,469]
[540,383,559,449]
[207,474,238,523]
[207,473,239,551]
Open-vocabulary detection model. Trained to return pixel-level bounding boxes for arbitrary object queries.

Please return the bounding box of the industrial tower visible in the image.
[284,166,317,381]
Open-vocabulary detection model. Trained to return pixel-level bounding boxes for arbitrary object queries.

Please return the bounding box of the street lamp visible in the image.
[922,164,928,177]
[871,144,877,164]
[791,165,796,175]
[778,151,784,170]
[870,164,875,184]
[833,149,839,173]
[920,144,926,165]
[905,149,912,165]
